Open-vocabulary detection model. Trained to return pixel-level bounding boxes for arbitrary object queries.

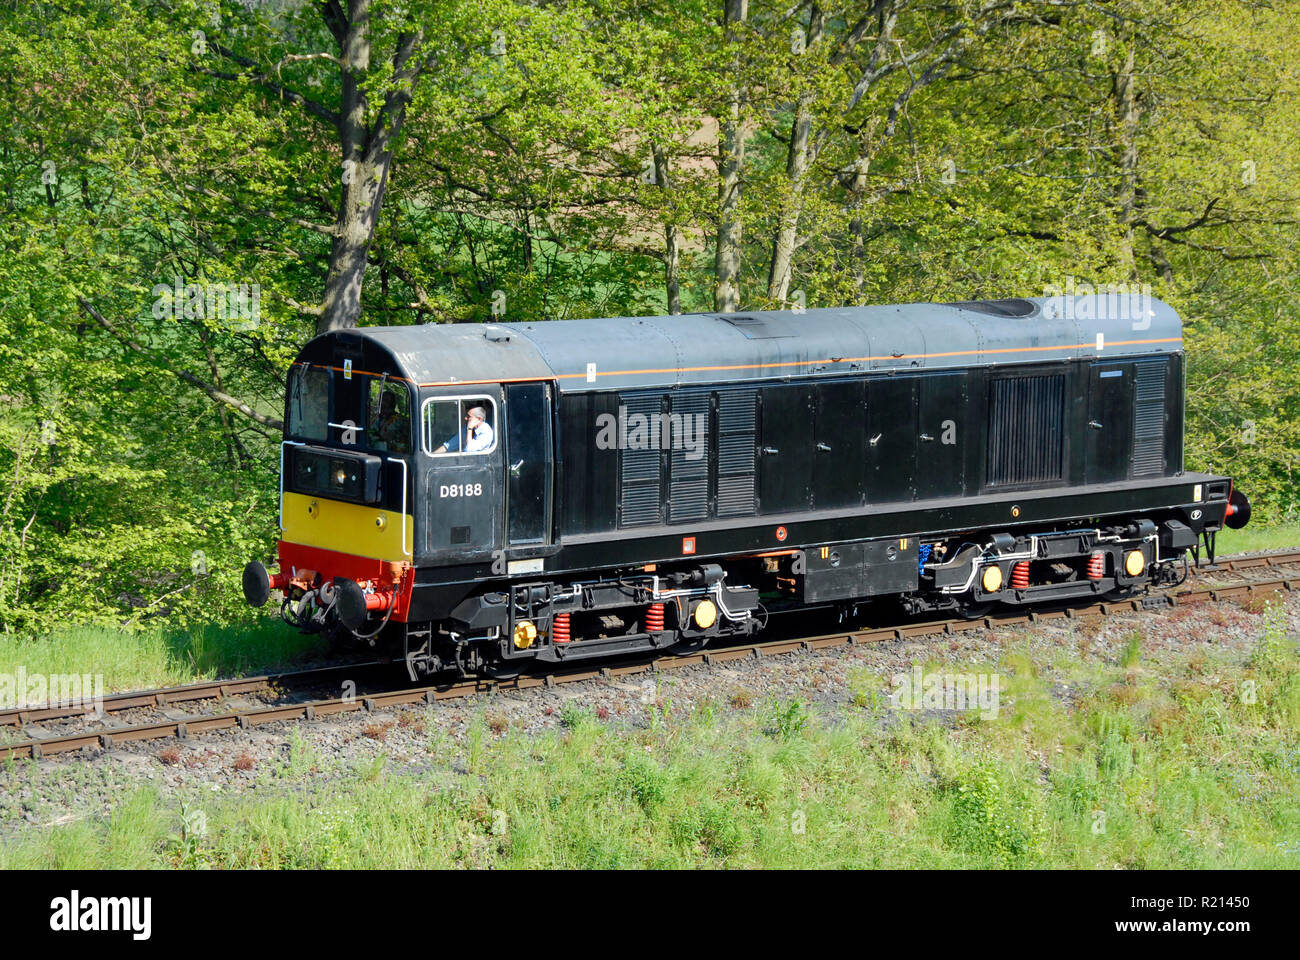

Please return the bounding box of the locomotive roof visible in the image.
[310,295,1182,393]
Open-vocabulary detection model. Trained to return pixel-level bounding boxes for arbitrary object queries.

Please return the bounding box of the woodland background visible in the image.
[1,0,1296,632]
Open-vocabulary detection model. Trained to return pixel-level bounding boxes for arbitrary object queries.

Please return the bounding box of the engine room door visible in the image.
[1085,363,1133,484]
[915,372,968,501]
[866,376,918,504]
[811,380,866,510]
[505,382,553,546]
[758,384,813,514]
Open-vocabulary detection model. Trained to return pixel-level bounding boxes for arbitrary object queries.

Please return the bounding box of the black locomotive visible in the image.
[242,295,1250,677]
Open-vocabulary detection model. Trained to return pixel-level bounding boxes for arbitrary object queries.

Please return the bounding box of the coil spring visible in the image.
[1086,552,1106,580]
[645,602,665,632]
[1010,560,1030,589]
[552,611,571,643]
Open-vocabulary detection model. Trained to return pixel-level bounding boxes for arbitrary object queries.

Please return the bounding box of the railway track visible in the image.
[3,547,1298,762]
[1202,549,1300,573]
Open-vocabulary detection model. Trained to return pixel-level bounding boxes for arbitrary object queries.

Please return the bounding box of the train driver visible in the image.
[374,391,411,452]
[434,405,493,454]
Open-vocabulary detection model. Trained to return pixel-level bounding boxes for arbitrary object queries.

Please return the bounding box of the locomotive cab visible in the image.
[279,340,417,562]
[243,333,421,639]
[244,327,558,652]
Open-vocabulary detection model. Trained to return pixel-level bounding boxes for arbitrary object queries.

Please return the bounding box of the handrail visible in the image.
[279,441,306,530]
[387,456,411,557]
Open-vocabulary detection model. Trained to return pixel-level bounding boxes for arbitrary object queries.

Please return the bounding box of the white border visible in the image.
[420,394,499,457]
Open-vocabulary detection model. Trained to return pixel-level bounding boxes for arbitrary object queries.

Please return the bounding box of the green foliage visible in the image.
[165,799,212,870]
[764,697,809,741]
[558,702,596,731]
[848,667,887,710]
[946,759,1047,866]
[1217,524,1300,557]
[618,754,668,815]
[0,0,1296,633]
[1120,632,1143,669]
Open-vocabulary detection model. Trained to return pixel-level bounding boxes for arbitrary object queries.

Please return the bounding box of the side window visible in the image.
[368,379,411,453]
[287,366,329,442]
[423,397,497,456]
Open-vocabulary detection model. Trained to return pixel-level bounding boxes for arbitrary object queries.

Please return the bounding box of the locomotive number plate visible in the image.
[440,483,484,498]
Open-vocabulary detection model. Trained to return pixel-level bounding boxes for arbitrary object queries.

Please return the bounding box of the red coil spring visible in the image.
[1086,552,1106,580]
[1010,560,1030,589]
[645,602,665,632]
[552,612,571,643]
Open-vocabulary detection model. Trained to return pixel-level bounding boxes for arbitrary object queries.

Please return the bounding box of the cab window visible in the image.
[423,397,497,456]
[287,366,329,441]
[368,379,411,453]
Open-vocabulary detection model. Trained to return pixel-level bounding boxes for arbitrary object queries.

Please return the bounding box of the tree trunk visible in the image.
[714,0,748,314]
[317,1,420,335]
[767,5,823,305]
[1114,33,1140,282]
[653,144,682,314]
[766,103,810,305]
[848,215,867,301]
[199,327,237,470]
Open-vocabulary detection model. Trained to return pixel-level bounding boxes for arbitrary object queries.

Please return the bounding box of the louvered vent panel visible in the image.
[620,484,661,526]
[718,438,753,474]
[716,476,755,516]
[621,447,659,482]
[1131,362,1167,477]
[619,393,664,526]
[716,389,757,517]
[669,479,709,521]
[987,375,1065,486]
[669,393,711,521]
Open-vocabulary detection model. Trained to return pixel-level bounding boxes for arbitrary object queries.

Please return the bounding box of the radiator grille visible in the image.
[1131,362,1167,477]
[716,389,757,517]
[619,393,663,526]
[987,375,1065,486]
[669,392,710,522]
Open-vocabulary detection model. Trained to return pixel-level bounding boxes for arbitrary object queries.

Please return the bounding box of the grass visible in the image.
[0,618,325,704]
[2,609,1296,869]
[1217,522,1300,556]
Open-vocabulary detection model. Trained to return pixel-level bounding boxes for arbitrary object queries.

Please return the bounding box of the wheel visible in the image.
[325,621,361,654]
[481,658,524,681]
[671,634,710,654]
[955,600,995,620]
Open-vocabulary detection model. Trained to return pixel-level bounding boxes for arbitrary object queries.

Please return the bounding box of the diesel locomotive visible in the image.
[242,296,1250,678]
